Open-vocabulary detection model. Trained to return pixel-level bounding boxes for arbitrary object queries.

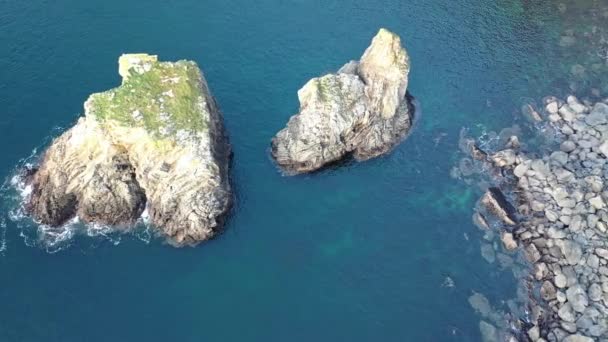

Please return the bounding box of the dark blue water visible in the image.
[0,0,590,340]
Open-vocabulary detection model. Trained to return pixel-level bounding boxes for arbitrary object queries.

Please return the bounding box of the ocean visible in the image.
[0,0,603,340]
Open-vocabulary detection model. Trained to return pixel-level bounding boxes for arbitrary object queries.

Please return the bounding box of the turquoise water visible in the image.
[0,0,596,340]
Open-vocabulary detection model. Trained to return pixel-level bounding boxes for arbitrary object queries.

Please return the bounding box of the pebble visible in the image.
[561,140,577,153]
[588,283,603,301]
[587,254,600,269]
[563,334,594,342]
[596,248,608,260]
[566,284,589,312]
[558,302,576,322]
[559,240,583,265]
[589,195,605,209]
[541,280,557,300]
[551,151,569,165]
[599,140,608,157]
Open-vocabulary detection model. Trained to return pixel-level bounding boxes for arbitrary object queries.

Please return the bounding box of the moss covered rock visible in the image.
[26,54,232,247]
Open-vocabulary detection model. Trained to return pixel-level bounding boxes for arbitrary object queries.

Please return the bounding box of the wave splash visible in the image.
[0,147,156,254]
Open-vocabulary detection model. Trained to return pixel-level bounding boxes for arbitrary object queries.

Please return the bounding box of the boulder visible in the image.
[480,187,517,226]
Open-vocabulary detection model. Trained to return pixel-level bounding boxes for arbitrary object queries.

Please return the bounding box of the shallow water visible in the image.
[0,0,604,340]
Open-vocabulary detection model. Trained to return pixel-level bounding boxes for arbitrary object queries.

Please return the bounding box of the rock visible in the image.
[586,254,600,269]
[589,195,605,209]
[557,291,567,303]
[561,140,577,153]
[567,96,587,113]
[558,240,583,265]
[501,232,518,250]
[271,28,413,173]
[491,149,516,167]
[26,54,232,246]
[585,103,608,126]
[562,334,594,342]
[481,243,496,263]
[469,292,492,317]
[584,176,603,193]
[469,143,488,161]
[559,105,576,121]
[526,243,542,263]
[541,280,557,300]
[557,198,576,209]
[561,321,578,333]
[558,302,576,322]
[596,248,608,259]
[480,187,517,225]
[534,262,548,280]
[479,321,498,342]
[551,151,569,165]
[566,284,589,312]
[588,283,603,301]
[473,212,490,230]
[513,163,529,178]
[556,273,568,288]
[547,101,559,114]
[531,200,546,212]
[527,326,540,341]
[598,141,608,157]
[545,209,559,222]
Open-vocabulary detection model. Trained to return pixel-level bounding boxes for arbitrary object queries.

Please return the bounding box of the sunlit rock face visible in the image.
[271,28,414,174]
[26,54,232,247]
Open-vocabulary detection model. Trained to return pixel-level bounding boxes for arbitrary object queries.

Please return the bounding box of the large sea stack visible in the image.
[271,28,414,174]
[26,54,232,247]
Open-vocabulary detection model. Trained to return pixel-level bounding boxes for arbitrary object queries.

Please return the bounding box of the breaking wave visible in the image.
[0,146,156,253]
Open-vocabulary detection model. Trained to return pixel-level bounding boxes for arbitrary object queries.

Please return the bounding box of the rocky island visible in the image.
[25,54,232,247]
[271,28,414,174]
[459,96,608,341]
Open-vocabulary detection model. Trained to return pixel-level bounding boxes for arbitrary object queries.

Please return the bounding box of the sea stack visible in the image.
[271,28,414,174]
[26,54,232,247]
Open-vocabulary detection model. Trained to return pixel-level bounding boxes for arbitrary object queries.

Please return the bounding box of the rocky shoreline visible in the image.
[271,28,414,174]
[459,96,608,341]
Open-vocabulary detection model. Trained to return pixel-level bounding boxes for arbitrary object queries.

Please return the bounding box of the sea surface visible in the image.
[0,0,605,341]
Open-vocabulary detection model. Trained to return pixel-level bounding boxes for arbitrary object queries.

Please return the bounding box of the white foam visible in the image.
[140,207,150,223]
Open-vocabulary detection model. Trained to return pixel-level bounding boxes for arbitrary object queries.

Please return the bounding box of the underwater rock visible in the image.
[271,28,413,174]
[26,54,232,247]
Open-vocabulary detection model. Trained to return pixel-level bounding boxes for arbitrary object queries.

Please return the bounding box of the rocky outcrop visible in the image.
[26,54,232,247]
[271,28,414,174]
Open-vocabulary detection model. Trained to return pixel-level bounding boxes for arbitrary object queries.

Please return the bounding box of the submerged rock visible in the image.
[271,28,413,174]
[26,54,232,247]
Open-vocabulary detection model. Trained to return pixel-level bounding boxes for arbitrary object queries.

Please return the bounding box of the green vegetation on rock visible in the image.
[88,54,209,139]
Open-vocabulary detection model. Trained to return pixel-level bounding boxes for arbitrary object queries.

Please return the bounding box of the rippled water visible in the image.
[0,0,604,340]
